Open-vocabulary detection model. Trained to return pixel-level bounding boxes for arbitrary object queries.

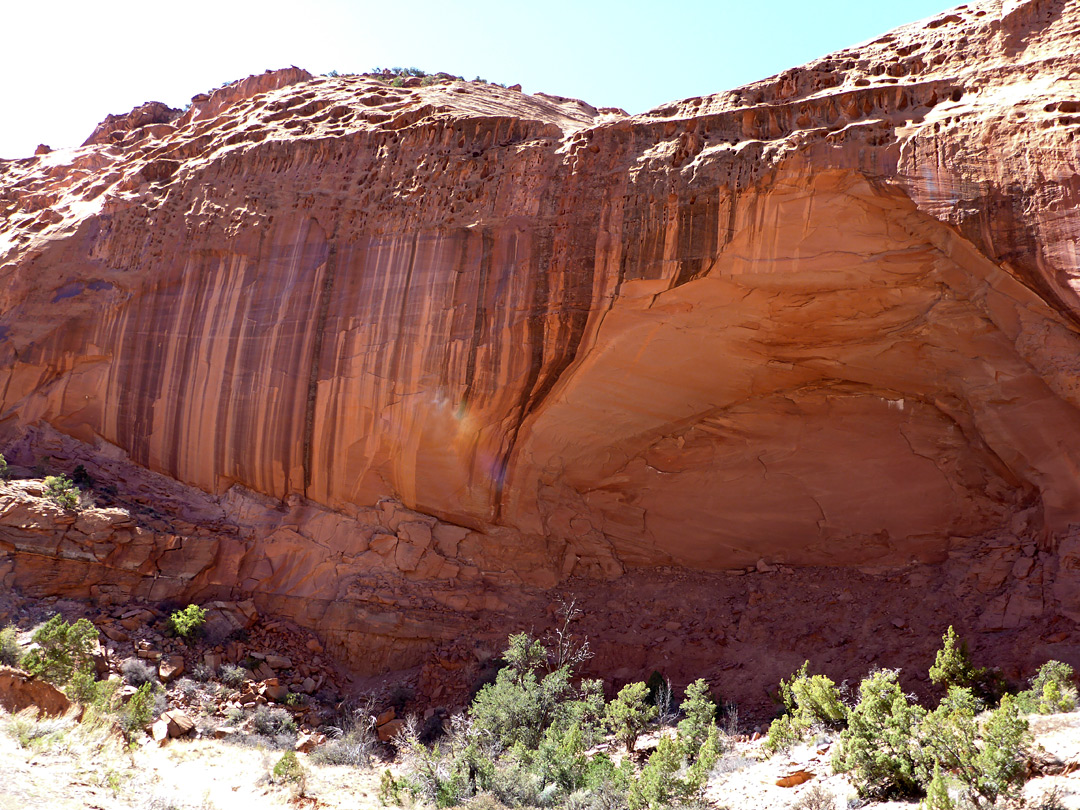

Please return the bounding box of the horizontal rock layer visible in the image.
[2,0,1080,702]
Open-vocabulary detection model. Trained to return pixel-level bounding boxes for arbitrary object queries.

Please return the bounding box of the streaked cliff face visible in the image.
[2,0,1080,585]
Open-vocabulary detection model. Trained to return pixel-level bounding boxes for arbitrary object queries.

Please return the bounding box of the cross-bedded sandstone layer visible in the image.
[2,0,1080,710]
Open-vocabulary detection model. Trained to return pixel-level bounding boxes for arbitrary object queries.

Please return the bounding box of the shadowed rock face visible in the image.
[2,2,1080,705]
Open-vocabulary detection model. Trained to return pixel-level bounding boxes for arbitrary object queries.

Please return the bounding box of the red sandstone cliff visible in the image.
[2,0,1080,710]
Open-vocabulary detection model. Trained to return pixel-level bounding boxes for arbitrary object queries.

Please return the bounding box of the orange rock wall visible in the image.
[2,0,1080,694]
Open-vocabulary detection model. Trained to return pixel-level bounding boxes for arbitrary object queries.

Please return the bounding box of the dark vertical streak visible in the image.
[302,240,338,495]
[460,229,492,409]
[387,232,420,386]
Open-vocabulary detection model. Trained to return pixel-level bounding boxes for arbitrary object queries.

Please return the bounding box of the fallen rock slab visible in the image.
[161,709,195,738]
[776,770,815,788]
[158,655,184,682]
[0,666,71,717]
[378,718,406,742]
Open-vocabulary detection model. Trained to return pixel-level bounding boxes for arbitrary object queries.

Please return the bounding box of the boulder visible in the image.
[0,666,71,717]
[158,655,185,682]
[296,731,325,752]
[261,679,288,702]
[376,708,396,727]
[377,718,406,742]
[161,709,195,738]
[151,718,170,743]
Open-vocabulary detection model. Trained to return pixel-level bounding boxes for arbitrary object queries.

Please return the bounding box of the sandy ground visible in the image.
[3,708,1080,810]
[0,710,386,810]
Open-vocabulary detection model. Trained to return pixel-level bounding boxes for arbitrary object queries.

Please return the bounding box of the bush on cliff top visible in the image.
[43,474,79,510]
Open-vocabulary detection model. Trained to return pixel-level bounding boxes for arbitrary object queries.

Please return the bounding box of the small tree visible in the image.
[970,694,1030,807]
[271,750,307,794]
[1017,660,1078,714]
[120,682,157,740]
[0,453,9,480]
[917,686,980,793]
[930,626,982,690]
[470,632,577,750]
[0,625,20,666]
[832,669,925,799]
[628,723,721,810]
[20,615,99,684]
[605,681,657,753]
[677,679,718,755]
[923,763,955,810]
[765,661,846,754]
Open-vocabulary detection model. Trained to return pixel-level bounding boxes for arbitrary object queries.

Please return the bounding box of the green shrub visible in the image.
[0,453,8,480]
[605,681,657,753]
[0,625,21,667]
[166,604,206,640]
[832,669,925,799]
[677,679,718,756]
[764,713,803,755]
[486,679,608,806]
[67,669,119,710]
[272,750,306,789]
[764,661,845,754]
[470,632,576,750]
[1017,660,1078,714]
[917,686,980,792]
[44,474,79,510]
[391,626,612,809]
[629,735,685,810]
[379,768,406,805]
[929,626,983,691]
[119,682,157,740]
[791,671,846,725]
[580,754,633,806]
[923,763,955,810]
[20,615,99,685]
[627,724,721,810]
[969,694,1030,806]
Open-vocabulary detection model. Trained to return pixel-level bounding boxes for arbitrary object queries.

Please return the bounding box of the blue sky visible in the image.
[2,0,957,159]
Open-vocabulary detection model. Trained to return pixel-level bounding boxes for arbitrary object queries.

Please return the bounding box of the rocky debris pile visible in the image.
[94,599,344,707]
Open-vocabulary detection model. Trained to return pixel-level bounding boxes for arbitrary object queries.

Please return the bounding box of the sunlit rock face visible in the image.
[2,1,1080,700]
